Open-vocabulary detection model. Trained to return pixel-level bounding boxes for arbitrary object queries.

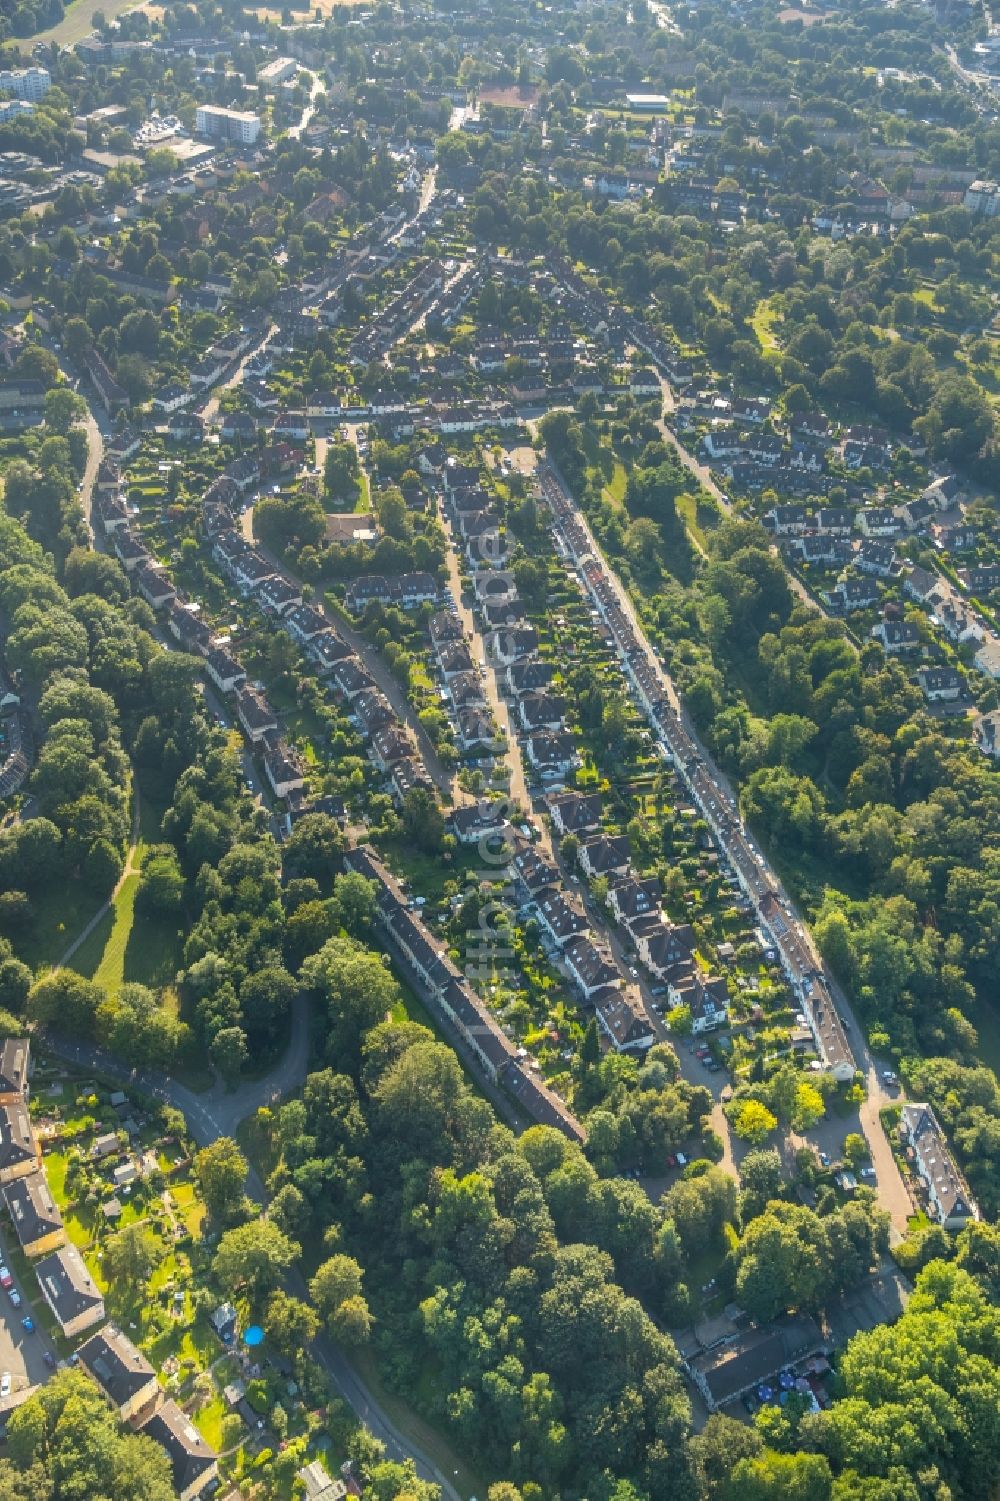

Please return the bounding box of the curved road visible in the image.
[52,361,465,1501]
[45,1015,462,1501]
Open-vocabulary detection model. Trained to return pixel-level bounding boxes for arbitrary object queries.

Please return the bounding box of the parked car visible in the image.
[42,1351,55,1369]
[0,1266,11,1290]
[1,1373,11,1396]
[20,1316,33,1334]
[8,1288,21,1308]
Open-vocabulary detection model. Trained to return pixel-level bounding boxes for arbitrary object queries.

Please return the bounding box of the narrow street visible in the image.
[650,368,831,618]
[240,505,463,802]
[540,461,912,1231]
[201,323,278,424]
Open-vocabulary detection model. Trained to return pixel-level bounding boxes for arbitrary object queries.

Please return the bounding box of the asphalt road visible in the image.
[45,1020,462,1500]
[539,461,913,1232]
[44,372,463,1497]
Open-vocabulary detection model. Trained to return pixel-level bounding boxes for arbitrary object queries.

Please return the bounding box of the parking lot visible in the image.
[0,1231,57,1395]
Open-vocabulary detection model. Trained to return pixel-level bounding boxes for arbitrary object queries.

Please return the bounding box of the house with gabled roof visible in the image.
[77,1324,159,1421]
[140,1399,218,1501]
[35,1243,104,1337]
[900,1103,978,1228]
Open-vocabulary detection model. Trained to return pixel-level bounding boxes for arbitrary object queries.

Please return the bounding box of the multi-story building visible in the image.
[900,1103,979,1228]
[195,105,261,145]
[0,67,51,101]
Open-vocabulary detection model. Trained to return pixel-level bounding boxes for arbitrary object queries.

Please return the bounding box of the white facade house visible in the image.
[195,105,261,144]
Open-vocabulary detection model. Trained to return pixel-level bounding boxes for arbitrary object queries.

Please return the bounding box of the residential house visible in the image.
[449,800,514,855]
[297,1460,347,1501]
[916,665,964,702]
[524,730,579,780]
[262,733,306,799]
[77,1324,160,1421]
[546,791,602,837]
[607,875,660,927]
[204,649,246,696]
[534,888,588,948]
[455,706,497,754]
[34,1243,104,1338]
[486,626,538,664]
[369,724,413,772]
[578,834,630,879]
[134,563,176,611]
[353,689,396,739]
[826,575,879,614]
[140,1399,218,1501]
[310,632,354,676]
[595,988,654,1053]
[858,507,902,539]
[0,1039,28,1103]
[855,540,897,577]
[563,935,620,999]
[973,709,1000,759]
[872,620,920,653]
[900,1103,979,1228]
[518,692,565,733]
[0,1100,37,1184]
[5,1170,65,1256]
[236,687,278,743]
[332,658,375,701]
[960,565,1000,594]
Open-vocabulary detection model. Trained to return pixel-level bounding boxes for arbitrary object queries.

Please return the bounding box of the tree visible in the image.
[212,1220,299,1306]
[195,1138,248,1224]
[44,386,86,435]
[5,1369,174,1500]
[738,1149,786,1218]
[735,1203,833,1320]
[15,345,59,389]
[309,1254,373,1343]
[283,812,343,885]
[239,965,296,1047]
[264,1290,318,1357]
[691,1415,763,1500]
[402,785,444,854]
[729,1451,833,1501]
[300,936,400,1068]
[137,845,184,916]
[732,1099,778,1145]
[843,1133,868,1168]
[29,970,103,1037]
[210,1026,248,1084]
[103,1223,164,1295]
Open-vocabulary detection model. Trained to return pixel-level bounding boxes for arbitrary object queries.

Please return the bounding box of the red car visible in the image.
[0,1266,12,1291]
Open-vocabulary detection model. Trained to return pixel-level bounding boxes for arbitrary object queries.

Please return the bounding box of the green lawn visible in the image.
[92,872,142,993]
[17,0,138,49]
[603,461,628,506]
[193,1394,229,1450]
[751,298,782,356]
[19,881,110,974]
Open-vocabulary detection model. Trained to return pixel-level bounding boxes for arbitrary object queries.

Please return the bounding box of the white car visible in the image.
[1,1373,11,1397]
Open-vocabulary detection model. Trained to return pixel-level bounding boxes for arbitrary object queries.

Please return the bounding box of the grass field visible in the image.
[752,298,782,355]
[18,0,138,50]
[74,799,184,995]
